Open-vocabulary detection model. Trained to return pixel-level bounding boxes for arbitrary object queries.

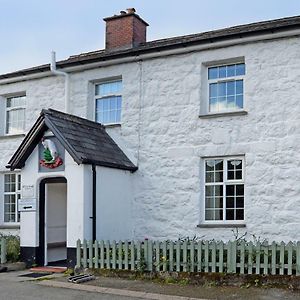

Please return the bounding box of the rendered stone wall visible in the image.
[1,36,300,242]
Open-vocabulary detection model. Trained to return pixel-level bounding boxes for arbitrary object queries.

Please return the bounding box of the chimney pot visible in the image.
[126,8,136,14]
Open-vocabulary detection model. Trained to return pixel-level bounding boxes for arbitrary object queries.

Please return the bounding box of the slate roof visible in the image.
[1,15,300,80]
[7,109,138,172]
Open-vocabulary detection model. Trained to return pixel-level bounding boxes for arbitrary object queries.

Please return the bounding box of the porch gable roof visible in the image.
[7,109,138,172]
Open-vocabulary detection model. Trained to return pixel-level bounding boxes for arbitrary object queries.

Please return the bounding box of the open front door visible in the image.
[39,178,67,266]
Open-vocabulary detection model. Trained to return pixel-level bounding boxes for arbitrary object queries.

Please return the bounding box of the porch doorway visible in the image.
[39,177,67,266]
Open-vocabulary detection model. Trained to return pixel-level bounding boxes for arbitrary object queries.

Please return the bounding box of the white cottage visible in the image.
[1,9,300,267]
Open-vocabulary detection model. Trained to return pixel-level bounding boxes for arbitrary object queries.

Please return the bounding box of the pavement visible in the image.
[1,270,300,299]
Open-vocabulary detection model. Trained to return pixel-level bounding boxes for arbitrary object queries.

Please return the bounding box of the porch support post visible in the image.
[92,165,97,242]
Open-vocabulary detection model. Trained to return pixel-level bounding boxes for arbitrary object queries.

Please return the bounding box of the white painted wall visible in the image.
[96,167,133,240]
[19,145,65,248]
[18,143,94,250]
[1,35,300,242]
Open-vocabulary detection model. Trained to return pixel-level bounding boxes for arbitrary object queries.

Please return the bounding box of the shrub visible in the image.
[0,234,20,262]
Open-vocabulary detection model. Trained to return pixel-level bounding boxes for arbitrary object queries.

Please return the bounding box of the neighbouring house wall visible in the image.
[96,166,134,240]
[1,35,300,242]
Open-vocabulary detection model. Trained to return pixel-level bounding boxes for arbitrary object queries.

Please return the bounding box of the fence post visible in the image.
[147,240,153,271]
[88,240,93,268]
[82,239,87,268]
[76,239,81,268]
[227,241,237,273]
[297,241,300,276]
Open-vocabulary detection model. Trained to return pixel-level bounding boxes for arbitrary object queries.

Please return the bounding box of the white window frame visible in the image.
[5,95,26,135]
[206,61,246,115]
[202,156,245,225]
[94,79,122,126]
[3,173,21,224]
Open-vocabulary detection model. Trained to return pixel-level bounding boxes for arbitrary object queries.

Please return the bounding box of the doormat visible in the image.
[19,272,52,278]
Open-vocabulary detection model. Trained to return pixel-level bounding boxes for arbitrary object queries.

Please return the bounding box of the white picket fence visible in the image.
[76,239,300,275]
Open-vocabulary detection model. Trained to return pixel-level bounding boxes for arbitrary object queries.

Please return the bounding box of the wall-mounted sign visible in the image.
[40,137,63,169]
[39,136,65,172]
[18,198,37,212]
[22,185,35,198]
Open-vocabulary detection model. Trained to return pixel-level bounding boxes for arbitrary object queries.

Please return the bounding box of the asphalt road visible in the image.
[1,270,300,300]
[0,272,143,300]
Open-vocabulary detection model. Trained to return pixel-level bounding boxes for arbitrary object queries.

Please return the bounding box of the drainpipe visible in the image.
[50,51,70,113]
[92,165,97,241]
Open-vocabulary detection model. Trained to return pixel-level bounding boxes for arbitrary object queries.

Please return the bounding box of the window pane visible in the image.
[226,197,234,208]
[236,170,242,180]
[205,198,214,209]
[215,160,223,171]
[208,67,218,79]
[226,209,234,220]
[215,210,223,220]
[95,95,122,124]
[215,185,223,197]
[227,65,235,77]
[205,186,214,197]
[226,185,234,196]
[209,98,217,112]
[236,197,244,208]
[236,80,243,94]
[219,66,226,78]
[236,185,244,196]
[227,81,235,95]
[205,160,215,172]
[236,209,244,220]
[205,210,214,220]
[215,197,223,208]
[96,81,122,96]
[236,63,245,76]
[215,171,223,182]
[209,83,218,97]
[227,170,234,180]
[6,108,25,134]
[236,95,243,109]
[218,82,226,97]
[227,96,235,109]
[205,172,214,183]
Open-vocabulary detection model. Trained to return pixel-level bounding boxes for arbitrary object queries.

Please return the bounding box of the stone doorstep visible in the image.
[38,280,209,300]
[30,266,67,273]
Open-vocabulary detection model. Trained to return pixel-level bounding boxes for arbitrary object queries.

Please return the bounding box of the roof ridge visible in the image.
[43,109,105,130]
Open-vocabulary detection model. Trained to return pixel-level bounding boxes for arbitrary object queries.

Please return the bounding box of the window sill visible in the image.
[199,110,248,119]
[0,224,20,229]
[197,223,246,228]
[0,133,26,140]
[104,123,121,128]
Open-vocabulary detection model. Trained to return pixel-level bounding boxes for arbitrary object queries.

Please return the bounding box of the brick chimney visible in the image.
[103,8,149,51]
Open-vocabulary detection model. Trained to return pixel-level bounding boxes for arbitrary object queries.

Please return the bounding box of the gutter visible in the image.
[1,29,300,85]
[50,51,70,113]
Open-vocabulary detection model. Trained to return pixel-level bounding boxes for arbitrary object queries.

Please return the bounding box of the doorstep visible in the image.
[30,266,66,273]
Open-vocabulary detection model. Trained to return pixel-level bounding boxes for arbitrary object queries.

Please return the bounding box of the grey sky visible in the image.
[1,0,300,74]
